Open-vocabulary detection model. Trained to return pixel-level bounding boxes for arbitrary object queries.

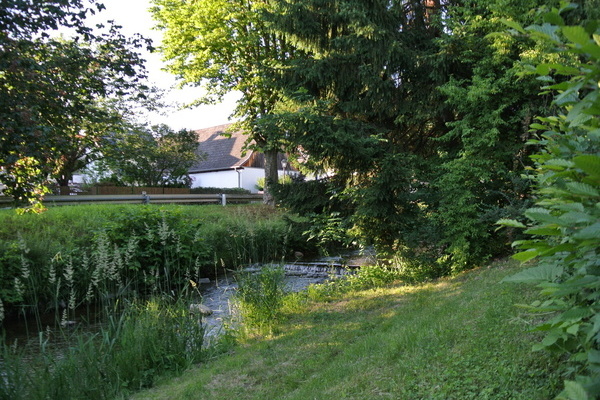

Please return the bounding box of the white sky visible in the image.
[85,0,239,130]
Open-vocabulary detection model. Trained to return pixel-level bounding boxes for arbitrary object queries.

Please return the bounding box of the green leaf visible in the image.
[556,203,585,213]
[546,158,575,169]
[501,18,526,34]
[573,223,600,240]
[559,211,595,224]
[568,111,593,127]
[526,23,562,43]
[591,314,600,339]
[546,81,572,90]
[497,218,526,228]
[511,249,540,262]
[559,307,593,323]
[525,207,563,224]
[566,323,580,335]
[544,11,564,26]
[541,330,563,347]
[562,26,590,46]
[547,159,576,167]
[588,349,600,365]
[525,226,561,236]
[501,263,563,283]
[555,89,581,106]
[539,242,576,257]
[573,155,600,178]
[559,380,590,400]
[529,122,549,130]
[580,42,600,59]
[565,182,599,197]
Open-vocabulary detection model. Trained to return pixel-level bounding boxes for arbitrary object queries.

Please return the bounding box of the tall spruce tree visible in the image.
[266,0,562,272]
[265,0,450,258]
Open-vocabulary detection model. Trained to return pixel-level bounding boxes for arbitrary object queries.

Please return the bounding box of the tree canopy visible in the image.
[99,124,201,187]
[0,0,151,209]
[151,0,295,204]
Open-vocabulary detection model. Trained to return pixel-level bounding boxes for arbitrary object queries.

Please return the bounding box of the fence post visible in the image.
[220,193,226,206]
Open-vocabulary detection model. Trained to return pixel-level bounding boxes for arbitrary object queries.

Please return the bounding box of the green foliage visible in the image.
[0,2,151,207]
[304,264,403,303]
[101,124,201,187]
[499,5,600,398]
[262,0,560,274]
[0,204,312,322]
[430,0,554,271]
[234,265,287,333]
[272,178,336,215]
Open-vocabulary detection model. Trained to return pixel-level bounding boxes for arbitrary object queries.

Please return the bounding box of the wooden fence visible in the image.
[0,193,264,207]
[86,186,191,195]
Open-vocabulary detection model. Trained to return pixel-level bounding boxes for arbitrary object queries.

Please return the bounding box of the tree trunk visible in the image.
[56,174,71,195]
[263,148,279,206]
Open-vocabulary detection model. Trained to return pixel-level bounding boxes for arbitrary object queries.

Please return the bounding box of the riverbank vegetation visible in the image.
[0,203,315,399]
[1,297,205,400]
[133,260,563,400]
[0,204,311,324]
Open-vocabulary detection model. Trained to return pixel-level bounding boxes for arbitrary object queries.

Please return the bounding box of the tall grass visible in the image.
[0,297,204,400]
[233,265,288,335]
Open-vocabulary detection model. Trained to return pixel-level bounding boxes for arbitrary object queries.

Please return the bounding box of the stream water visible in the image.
[198,249,375,339]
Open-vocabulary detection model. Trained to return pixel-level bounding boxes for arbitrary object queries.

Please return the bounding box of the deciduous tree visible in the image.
[0,0,150,209]
[101,124,201,187]
[151,0,293,204]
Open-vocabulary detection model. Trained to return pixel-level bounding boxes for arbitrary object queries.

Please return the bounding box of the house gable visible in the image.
[189,124,251,173]
[190,124,289,172]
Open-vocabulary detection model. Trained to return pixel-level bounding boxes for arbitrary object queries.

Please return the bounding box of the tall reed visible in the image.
[0,297,204,400]
[0,203,313,353]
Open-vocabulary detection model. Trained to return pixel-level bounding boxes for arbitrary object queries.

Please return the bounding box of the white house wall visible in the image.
[190,170,238,190]
[190,167,265,193]
[241,168,265,193]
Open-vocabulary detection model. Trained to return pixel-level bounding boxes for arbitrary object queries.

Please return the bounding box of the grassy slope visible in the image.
[131,260,562,400]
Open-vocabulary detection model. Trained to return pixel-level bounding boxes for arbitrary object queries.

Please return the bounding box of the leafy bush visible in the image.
[500,6,600,399]
[273,178,357,253]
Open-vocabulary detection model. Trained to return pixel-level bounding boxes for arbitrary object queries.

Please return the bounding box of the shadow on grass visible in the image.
[133,261,563,400]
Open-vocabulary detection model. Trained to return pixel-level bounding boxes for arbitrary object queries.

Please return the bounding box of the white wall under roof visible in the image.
[190,167,265,193]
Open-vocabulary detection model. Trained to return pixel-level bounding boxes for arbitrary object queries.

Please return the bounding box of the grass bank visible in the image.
[132,260,562,400]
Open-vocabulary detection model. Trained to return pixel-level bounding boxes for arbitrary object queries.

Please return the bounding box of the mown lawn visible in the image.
[131,260,562,400]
